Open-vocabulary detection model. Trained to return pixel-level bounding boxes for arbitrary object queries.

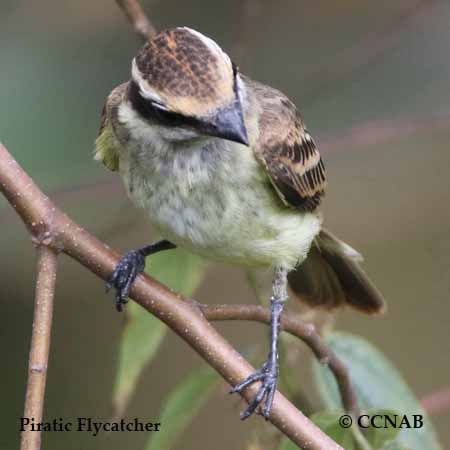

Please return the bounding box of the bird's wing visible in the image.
[251,83,326,212]
[94,106,120,172]
[94,83,128,172]
[288,229,386,314]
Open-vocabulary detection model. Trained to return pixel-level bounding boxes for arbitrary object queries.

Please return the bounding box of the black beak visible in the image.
[203,100,249,146]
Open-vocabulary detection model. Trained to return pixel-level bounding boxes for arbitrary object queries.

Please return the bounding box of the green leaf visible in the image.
[145,366,218,450]
[112,302,166,417]
[304,408,403,450]
[277,438,300,450]
[381,442,412,450]
[310,411,355,450]
[313,332,442,450]
[365,409,402,448]
[147,247,208,296]
[112,248,208,416]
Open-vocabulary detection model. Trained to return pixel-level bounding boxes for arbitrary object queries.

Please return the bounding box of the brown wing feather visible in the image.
[264,129,326,212]
[94,83,128,172]
[288,229,387,314]
[249,78,326,212]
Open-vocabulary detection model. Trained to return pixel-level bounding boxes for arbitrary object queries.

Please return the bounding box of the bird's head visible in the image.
[127,27,248,146]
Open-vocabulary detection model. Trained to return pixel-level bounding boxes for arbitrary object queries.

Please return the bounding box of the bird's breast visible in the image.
[120,138,321,269]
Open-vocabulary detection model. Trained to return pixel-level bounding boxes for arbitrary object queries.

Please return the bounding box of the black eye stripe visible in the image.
[128,80,227,138]
[128,81,193,128]
[128,71,242,142]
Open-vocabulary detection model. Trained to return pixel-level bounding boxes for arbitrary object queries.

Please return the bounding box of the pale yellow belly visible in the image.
[133,171,321,269]
[120,138,322,270]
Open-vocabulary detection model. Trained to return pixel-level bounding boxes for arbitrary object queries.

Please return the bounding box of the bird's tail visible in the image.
[288,229,386,314]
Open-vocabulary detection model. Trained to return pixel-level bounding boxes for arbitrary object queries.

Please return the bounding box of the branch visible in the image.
[233,0,261,62]
[321,109,450,154]
[116,0,157,41]
[201,304,359,417]
[20,246,58,450]
[1,142,343,449]
[421,385,450,416]
[301,0,436,104]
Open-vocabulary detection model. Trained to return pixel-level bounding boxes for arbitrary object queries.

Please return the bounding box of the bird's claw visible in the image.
[106,250,146,312]
[230,360,278,420]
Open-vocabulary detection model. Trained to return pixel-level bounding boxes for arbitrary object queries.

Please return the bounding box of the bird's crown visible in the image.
[132,27,235,118]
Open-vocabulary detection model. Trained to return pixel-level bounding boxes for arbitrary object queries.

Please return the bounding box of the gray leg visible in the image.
[230,267,288,420]
[106,240,176,311]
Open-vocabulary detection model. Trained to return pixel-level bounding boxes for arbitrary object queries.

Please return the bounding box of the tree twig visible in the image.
[233,0,261,63]
[0,141,343,449]
[421,385,450,416]
[321,109,450,154]
[116,0,157,41]
[301,0,436,104]
[201,303,359,417]
[20,246,58,450]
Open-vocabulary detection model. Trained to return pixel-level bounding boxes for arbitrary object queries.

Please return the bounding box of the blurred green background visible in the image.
[1,0,449,449]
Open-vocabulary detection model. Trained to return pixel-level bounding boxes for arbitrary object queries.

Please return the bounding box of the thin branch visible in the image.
[233,0,261,63]
[421,385,450,416]
[301,0,436,104]
[116,0,157,41]
[20,246,58,450]
[201,303,359,417]
[321,109,450,154]
[0,142,342,449]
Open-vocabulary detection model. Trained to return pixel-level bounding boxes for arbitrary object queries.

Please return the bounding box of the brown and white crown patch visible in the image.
[133,27,234,117]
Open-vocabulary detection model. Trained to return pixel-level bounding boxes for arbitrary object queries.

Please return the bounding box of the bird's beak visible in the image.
[205,100,249,146]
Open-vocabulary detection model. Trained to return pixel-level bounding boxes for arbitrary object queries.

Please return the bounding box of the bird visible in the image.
[95,27,386,420]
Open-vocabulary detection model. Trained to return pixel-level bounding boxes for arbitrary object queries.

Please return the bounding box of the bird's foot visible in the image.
[230,359,278,420]
[106,249,146,312]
